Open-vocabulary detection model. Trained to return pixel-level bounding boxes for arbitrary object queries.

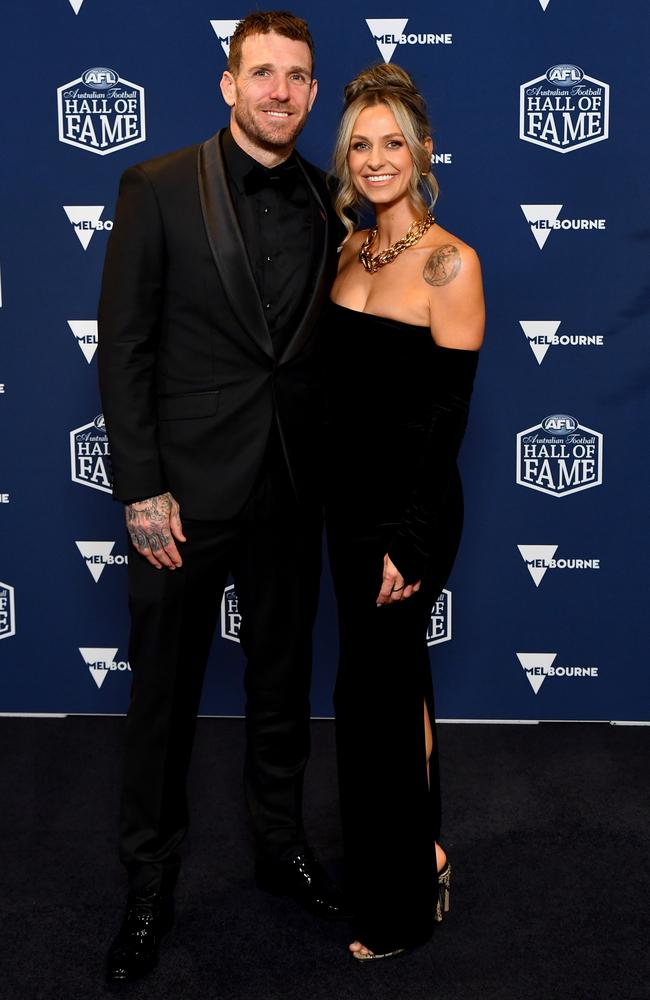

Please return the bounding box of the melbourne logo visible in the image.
[210,20,241,57]
[520,205,606,250]
[517,545,600,587]
[516,652,598,694]
[75,541,127,582]
[518,320,604,365]
[221,584,242,642]
[70,414,112,494]
[68,0,85,11]
[79,647,131,689]
[63,207,113,251]
[538,0,551,8]
[427,590,452,646]
[516,414,603,497]
[58,67,146,155]
[0,581,16,640]
[67,320,98,363]
[365,19,452,63]
[520,64,608,153]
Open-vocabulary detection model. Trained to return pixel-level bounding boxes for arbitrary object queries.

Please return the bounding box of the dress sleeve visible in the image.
[386,345,479,583]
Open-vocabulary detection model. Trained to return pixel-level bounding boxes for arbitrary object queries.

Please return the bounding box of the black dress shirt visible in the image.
[221,128,316,354]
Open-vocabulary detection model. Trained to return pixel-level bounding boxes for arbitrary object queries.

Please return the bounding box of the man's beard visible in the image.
[233,102,308,153]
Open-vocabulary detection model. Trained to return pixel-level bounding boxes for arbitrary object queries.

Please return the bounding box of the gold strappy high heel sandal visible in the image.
[435,861,452,923]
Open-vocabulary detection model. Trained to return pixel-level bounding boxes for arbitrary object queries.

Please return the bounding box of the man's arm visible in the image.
[98,164,166,501]
[98,166,185,570]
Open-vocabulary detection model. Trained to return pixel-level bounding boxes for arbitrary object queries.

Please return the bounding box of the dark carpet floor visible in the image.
[0,718,648,1000]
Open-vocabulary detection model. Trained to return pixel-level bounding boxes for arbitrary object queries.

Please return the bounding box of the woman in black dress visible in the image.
[324,64,485,959]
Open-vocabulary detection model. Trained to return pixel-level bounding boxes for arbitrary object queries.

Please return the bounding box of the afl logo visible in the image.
[520,63,609,153]
[82,67,119,88]
[516,413,603,497]
[542,414,577,434]
[0,581,16,641]
[57,66,146,155]
[546,64,583,83]
[70,414,113,494]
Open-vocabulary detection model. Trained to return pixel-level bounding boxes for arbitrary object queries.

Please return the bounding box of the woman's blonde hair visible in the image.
[333,63,439,241]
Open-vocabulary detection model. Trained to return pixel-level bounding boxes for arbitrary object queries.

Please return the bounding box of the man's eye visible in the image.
[291,74,306,83]
[253,69,269,77]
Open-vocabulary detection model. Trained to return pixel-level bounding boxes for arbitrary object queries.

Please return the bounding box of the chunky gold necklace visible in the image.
[358,210,435,273]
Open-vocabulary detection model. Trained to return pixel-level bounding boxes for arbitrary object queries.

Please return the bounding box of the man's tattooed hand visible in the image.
[125,492,186,570]
[423,244,461,287]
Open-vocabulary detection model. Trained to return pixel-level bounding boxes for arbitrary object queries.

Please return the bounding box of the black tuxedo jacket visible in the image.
[97,129,339,520]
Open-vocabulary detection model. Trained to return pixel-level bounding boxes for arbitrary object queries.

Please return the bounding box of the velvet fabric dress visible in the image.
[323,301,478,954]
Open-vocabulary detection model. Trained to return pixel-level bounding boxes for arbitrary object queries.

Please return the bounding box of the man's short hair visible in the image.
[228,11,315,76]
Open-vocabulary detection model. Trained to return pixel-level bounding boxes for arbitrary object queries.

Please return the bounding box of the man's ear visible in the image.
[220,71,236,108]
[307,78,318,113]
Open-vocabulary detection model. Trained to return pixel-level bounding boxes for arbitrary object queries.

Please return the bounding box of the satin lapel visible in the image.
[279,155,331,364]
[198,132,274,359]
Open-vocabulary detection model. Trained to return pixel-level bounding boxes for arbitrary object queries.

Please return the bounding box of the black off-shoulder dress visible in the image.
[323,301,478,955]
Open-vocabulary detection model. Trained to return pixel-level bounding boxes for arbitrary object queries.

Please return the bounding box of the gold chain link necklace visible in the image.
[358,210,435,274]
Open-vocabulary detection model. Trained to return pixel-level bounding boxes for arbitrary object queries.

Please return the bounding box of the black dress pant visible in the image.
[119,446,322,893]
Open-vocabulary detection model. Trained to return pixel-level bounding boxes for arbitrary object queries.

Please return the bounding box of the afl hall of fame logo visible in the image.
[221,584,242,643]
[520,64,609,153]
[516,414,603,497]
[70,414,112,494]
[0,581,16,640]
[57,67,146,155]
[427,590,452,647]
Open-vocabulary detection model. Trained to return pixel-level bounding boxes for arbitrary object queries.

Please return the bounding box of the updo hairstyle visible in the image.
[333,63,439,241]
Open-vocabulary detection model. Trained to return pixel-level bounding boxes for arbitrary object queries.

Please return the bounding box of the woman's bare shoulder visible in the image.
[419,224,481,283]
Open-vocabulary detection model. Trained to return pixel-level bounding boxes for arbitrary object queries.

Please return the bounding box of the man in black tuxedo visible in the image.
[98,11,343,983]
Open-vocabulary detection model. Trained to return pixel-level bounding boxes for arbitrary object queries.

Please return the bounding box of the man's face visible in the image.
[220,31,318,156]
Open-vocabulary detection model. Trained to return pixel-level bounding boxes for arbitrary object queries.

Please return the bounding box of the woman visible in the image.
[324,63,485,959]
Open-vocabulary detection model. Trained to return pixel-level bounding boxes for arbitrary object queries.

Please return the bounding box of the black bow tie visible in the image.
[244,158,300,196]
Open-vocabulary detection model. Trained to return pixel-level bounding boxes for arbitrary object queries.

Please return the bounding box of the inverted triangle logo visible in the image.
[79,647,118,689]
[63,206,104,250]
[517,545,558,587]
[76,541,115,582]
[516,652,557,694]
[366,19,409,62]
[68,0,85,12]
[67,320,98,363]
[538,0,551,9]
[520,204,562,249]
[519,320,561,365]
[210,20,241,57]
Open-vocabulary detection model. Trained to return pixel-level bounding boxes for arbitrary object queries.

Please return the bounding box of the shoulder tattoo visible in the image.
[423,244,461,287]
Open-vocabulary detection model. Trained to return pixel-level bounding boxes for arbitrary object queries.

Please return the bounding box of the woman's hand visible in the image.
[376,554,421,606]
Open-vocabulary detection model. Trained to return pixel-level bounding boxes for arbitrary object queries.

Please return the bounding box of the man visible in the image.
[98,11,344,984]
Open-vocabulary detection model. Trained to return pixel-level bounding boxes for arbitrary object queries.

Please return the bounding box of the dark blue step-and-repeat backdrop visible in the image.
[1,0,649,722]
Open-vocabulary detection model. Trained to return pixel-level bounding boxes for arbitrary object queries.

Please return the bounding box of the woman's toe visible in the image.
[350,940,372,956]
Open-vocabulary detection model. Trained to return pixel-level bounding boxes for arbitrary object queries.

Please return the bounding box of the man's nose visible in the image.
[269,76,290,101]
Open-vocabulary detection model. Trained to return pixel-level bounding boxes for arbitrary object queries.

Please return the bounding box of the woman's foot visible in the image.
[348,845,448,957]
[349,940,405,960]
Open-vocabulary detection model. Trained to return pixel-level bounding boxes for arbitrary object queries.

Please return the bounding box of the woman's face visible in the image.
[347,103,414,206]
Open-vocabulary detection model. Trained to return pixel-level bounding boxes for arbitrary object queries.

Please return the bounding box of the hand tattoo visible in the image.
[126,492,177,551]
[423,244,461,287]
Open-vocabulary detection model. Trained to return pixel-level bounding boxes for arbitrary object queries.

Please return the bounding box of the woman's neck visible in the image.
[373,199,424,251]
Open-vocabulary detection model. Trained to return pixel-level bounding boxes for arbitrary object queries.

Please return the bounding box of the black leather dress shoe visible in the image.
[256,848,351,920]
[105,888,174,984]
